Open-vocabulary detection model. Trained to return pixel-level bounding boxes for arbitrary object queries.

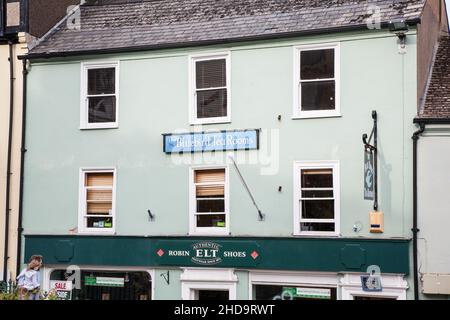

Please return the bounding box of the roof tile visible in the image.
[30,0,426,56]
[421,35,450,119]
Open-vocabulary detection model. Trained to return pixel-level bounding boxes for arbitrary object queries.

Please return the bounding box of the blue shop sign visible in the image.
[163,129,260,154]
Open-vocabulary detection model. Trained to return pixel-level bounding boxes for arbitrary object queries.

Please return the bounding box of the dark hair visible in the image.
[29,255,43,263]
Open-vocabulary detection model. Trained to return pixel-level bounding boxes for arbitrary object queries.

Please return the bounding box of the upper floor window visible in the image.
[294,44,340,119]
[5,0,21,28]
[293,161,340,236]
[81,62,119,129]
[190,167,229,235]
[78,168,116,234]
[190,53,231,124]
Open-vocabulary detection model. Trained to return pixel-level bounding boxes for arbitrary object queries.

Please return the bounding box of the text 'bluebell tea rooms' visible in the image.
[163,129,260,154]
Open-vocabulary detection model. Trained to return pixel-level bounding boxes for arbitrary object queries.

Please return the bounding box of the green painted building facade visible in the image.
[22,29,417,300]
[19,0,446,301]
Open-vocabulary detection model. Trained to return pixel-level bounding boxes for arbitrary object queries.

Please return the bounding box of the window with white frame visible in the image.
[294,44,340,118]
[79,169,116,233]
[190,167,229,235]
[294,162,339,235]
[81,62,119,129]
[190,54,230,124]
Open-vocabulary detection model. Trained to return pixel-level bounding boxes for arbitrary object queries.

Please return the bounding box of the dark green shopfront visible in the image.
[24,235,410,300]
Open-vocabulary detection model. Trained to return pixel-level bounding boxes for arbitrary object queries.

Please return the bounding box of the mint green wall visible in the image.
[418,128,450,300]
[23,31,417,241]
[153,269,182,300]
[235,271,250,300]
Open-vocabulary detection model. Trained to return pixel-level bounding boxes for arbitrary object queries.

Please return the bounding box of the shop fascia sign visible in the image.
[155,240,261,268]
[163,129,260,154]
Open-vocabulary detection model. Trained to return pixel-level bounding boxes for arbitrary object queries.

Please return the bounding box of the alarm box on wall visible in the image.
[370,211,384,233]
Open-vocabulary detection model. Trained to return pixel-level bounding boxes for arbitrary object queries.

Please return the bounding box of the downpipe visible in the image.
[2,41,14,282]
[16,59,28,276]
[412,122,425,300]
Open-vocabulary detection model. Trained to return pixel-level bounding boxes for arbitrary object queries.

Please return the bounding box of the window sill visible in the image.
[80,124,119,130]
[292,113,342,120]
[292,232,340,238]
[190,119,231,126]
[77,230,116,235]
[189,230,230,237]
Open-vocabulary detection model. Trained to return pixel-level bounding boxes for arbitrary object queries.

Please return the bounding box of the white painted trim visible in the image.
[293,43,341,119]
[42,265,155,300]
[78,167,117,235]
[189,52,231,125]
[340,274,408,300]
[249,270,338,300]
[181,268,237,300]
[80,61,120,130]
[293,161,340,236]
[189,165,230,236]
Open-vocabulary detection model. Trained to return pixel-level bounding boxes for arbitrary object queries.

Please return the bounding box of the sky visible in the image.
[447,0,450,24]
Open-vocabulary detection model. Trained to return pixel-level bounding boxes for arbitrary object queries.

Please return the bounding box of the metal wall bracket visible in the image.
[362,111,378,211]
[160,271,170,285]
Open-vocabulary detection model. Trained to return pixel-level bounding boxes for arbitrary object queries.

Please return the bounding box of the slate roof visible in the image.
[420,35,450,119]
[29,0,426,57]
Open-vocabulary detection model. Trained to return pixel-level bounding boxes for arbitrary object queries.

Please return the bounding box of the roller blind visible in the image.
[301,169,332,175]
[87,202,112,214]
[195,169,225,197]
[196,59,226,89]
[86,172,113,215]
[195,169,225,184]
[86,172,113,187]
[195,58,228,119]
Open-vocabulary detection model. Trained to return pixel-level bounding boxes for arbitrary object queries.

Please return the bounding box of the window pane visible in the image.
[196,59,226,89]
[301,169,333,188]
[301,49,334,80]
[301,190,333,198]
[196,214,226,228]
[301,81,335,111]
[86,172,113,187]
[50,270,151,300]
[301,200,334,219]
[87,202,112,215]
[196,185,224,197]
[195,169,225,184]
[197,199,225,213]
[88,68,115,95]
[197,89,227,119]
[87,189,112,201]
[88,96,116,123]
[87,217,113,229]
[301,222,335,232]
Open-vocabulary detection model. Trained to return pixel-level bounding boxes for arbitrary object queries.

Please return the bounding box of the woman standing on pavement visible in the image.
[16,255,43,300]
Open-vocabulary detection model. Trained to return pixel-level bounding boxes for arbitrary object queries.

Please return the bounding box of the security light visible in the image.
[388,19,409,33]
[389,20,408,50]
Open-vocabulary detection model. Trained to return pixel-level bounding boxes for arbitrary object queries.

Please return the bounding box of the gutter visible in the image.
[16,58,28,276]
[413,118,450,124]
[17,18,421,60]
[411,117,450,300]
[2,40,14,282]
